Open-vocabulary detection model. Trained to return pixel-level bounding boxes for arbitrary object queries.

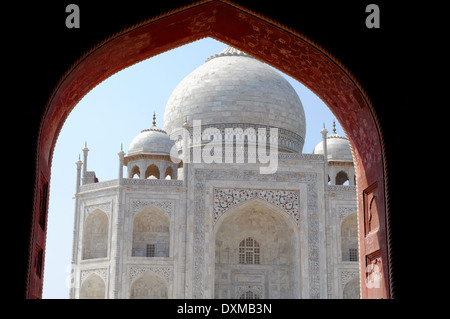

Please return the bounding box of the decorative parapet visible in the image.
[278,153,324,161]
[79,179,119,192]
[122,178,183,187]
[78,178,183,192]
[183,149,325,162]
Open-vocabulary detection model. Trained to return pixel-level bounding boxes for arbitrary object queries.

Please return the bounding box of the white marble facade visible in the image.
[70,47,359,299]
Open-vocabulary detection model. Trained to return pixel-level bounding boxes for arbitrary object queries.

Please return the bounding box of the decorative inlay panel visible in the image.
[130,200,174,215]
[80,268,108,283]
[340,270,359,286]
[337,207,356,219]
[84,202,111,220]
[129,266,172,282]
[213,188,300,224]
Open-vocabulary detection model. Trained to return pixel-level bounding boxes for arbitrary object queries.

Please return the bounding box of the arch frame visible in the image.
[79,273,107,299]
[129,205,172,259]
[29,0,392,298]
[81,209,110,261]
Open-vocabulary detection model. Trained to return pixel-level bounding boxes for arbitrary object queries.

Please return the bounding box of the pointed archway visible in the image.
[79,274,106,299]
[214,198,300,299]
[30,0,392,298]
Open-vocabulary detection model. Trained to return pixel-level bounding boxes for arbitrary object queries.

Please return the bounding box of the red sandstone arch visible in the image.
[30,0,391,298]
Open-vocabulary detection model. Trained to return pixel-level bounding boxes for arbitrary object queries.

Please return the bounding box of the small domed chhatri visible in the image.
[313,121,355,186]
[163,46,306,153]
[128,112,175,156]
[124,112,179,180]
[313,120,353,162]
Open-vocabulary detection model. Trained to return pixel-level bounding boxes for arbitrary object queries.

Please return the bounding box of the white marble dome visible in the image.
[128,122,175,156]
[163,46,306,153]
[313,131,353,162]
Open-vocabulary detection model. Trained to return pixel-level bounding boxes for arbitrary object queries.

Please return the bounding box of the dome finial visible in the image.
[332,119,337,134]
[152,112,156,126]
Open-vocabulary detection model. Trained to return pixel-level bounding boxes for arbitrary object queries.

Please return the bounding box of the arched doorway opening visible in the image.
[30,0,391,298]
[214,198,300,299]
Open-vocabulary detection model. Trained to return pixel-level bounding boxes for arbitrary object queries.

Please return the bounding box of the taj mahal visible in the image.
[69,46,360,299]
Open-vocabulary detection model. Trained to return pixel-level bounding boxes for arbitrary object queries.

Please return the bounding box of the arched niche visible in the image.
[82,209,109,260]
[214,198,299,299]
[343,276,360,299]
[132,207,170,257]
[80,274,106,299]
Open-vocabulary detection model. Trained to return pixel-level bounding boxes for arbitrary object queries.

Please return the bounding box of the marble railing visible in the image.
[122,178,183,187]
[78,178,183,192]
[79,179,119,192]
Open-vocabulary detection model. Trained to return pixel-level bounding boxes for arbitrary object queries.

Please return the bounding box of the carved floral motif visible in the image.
[213,188,300,224]
[81,268,108,283]
[130,200,174,215]
[341,270,359,286]
[84,202,111,220]
[337,207,356,219]
[129,266,172,282]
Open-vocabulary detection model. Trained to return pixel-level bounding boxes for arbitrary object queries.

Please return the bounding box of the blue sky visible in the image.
[42,37,345,298]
